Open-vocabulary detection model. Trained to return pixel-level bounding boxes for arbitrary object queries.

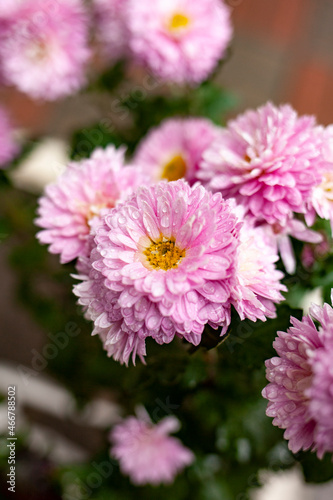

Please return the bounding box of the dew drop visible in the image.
[203,283,215,294]
[147,316,159,329]
[161,215,170,228]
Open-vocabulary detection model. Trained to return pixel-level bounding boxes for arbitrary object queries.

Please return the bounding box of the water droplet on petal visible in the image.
[161,215,170,228]
[203,283,215,294]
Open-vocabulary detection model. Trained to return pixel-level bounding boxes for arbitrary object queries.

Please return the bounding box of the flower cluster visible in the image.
[0,0,233,101]
[110,408,194,485]
[35,101,333,368]
[262,295,333,459]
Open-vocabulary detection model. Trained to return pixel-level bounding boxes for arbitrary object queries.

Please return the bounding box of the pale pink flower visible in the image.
[0,106,19,168]
[93,0,128,62]
[133,117,219,184]
[0,0,91,101]
[262,294,333,459]
[231,221,286,322]
[36,146,148,264]
[73,179,241,364]
[126,0,232,84]
[266,218,322,275]
[301,234,330,270]
[199,102,323,227]
[307,126,333,234]
[110,408,194,485]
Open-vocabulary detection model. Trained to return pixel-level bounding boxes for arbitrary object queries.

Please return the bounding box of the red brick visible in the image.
[286,61,329,120]
[0,87,53,133]
[271,0,314,45]
[318,73,333,125]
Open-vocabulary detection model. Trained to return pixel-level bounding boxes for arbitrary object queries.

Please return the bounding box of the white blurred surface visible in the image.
[9,137,69,193]
[252,467,333,500]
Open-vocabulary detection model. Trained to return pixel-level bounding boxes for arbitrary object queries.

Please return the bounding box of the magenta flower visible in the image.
[0,106,19,168]
[199,102,323,227]
[73,179,241,364]
[134,117,219,185]
[110,408,194,485]
[231,221,286,322]
[126,0,232,84]
[262,295,333,458]
[36,146,148,264]
[0,0,91,101]
[93,0,128,63]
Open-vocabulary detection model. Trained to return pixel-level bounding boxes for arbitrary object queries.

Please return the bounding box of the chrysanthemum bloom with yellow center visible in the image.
[126,0,232,84]
[0,0,91,100]
[199,102,325,272]
[262,294,333,458]
[110,408,194,485]
[200,102,323,227]
[35,146,149,263]
[73,179,241,365]
[133,117,219,185]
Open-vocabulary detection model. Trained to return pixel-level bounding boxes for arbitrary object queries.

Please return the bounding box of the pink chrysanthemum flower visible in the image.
[306,125,333,234]
[0,106,19,168]
[133,117,219,185]
[265,218,322,275]
[231,221,286,322]
[110,408,194,485]
[126,0,232,84]
[0,0,91,101]
[36,146,148,264]
[93,0,128,62]
[262,294,333,458]
[73,179,241,365]
[199,102,323,227]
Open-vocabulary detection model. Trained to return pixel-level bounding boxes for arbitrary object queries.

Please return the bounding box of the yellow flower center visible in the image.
[28,39,49,62]
[320,172,333,201]
[168,12,190,33]
[161,155,187,181]
[82,199,115,225]
[143,235,186,271]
